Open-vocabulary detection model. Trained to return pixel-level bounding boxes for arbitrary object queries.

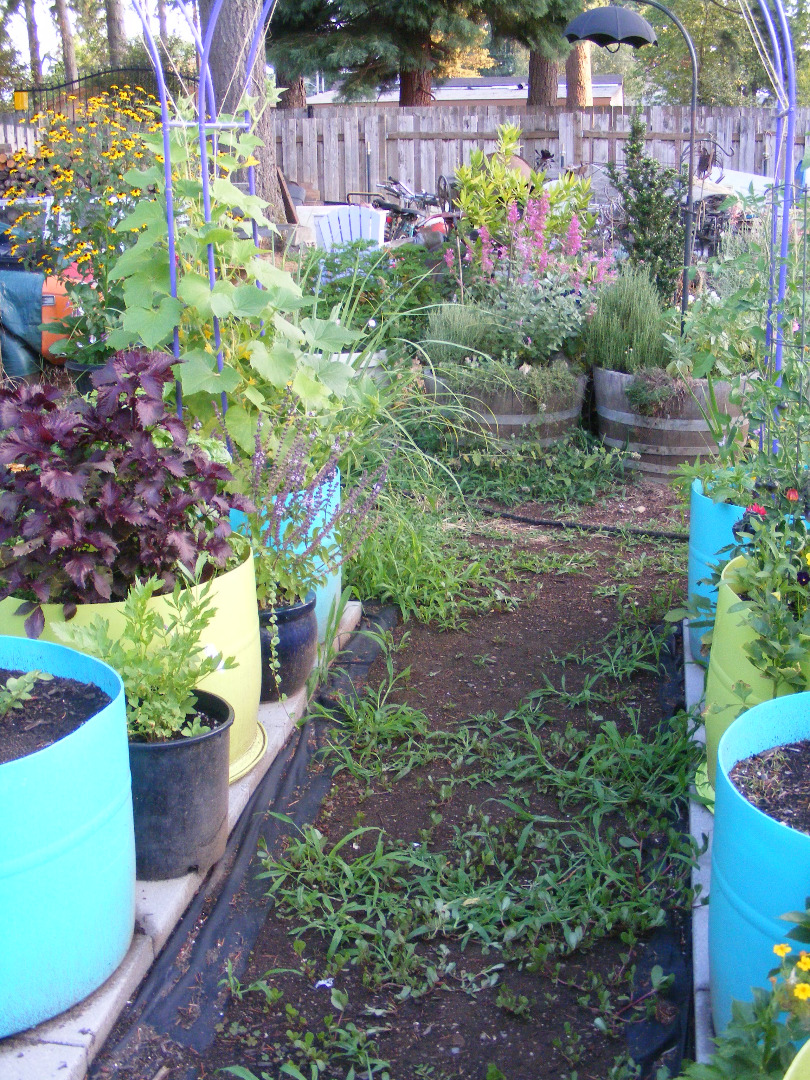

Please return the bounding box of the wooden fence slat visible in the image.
[323,117,340,202]
[343,114,359,198]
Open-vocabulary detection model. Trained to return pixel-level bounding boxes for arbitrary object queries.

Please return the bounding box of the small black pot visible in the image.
[128,690,234,881]
[64,359,103,395]
[259,592,318,702]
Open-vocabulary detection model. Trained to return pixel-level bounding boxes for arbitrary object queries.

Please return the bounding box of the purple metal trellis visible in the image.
[129,0,276,417]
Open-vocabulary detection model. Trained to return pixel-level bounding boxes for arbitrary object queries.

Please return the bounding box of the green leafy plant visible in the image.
[581,265,672,375]
[58,571,235,741]
[0,670,53,718]
[606,110,685,301]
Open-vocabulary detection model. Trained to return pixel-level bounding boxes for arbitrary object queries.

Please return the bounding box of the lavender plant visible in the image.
[231,416,389,610]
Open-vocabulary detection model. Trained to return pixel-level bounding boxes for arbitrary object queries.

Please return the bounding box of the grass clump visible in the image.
[583,266,671,374]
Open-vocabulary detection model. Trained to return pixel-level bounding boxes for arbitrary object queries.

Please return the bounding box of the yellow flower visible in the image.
[799,954,810,972]
[774,944,793,958]
[794,983,810,1000]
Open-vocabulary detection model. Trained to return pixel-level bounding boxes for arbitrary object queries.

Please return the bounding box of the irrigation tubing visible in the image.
[475,503,690,542]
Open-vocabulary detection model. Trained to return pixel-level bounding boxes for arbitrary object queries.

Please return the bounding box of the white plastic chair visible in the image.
[315,205,386,250]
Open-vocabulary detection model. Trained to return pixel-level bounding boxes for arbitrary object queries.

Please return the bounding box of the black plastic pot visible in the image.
[259,592,318,702]
[64,359,103,395]
[128,690,234,881]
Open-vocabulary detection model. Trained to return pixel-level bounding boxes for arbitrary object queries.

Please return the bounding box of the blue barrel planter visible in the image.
[231,468,342,645]
[0,638,135,1038]
[687,479,746,664]
[709,693,810,1036]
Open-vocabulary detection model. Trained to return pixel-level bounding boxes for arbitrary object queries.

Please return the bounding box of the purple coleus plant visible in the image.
[0,349,252,637]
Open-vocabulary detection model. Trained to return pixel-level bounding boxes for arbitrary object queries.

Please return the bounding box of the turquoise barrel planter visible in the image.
[709,693,810,1035]
[0,638,135,1038]
[687,479,746,664]
[231,468,342,644]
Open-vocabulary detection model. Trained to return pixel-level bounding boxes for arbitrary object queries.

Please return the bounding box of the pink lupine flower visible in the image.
[595,255,611,283]
[444,247,455,270]
[506,201,520,225]
[564,215,582,257]
[480,225,494,272]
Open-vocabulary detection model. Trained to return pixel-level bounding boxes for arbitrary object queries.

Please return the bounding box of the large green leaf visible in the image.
[114,200,166,233]
[224,403,256,453]
[177,272,216,315]
[120,296,182,349]
[292,368,333,409]
[247,340,296,386]
[273,313,306,346]
[232,284,272,318]
[174,354,241,396]
[300,316,359,352]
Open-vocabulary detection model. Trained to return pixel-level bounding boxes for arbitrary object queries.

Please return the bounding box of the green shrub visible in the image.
[582,267,671,374]
[423,303,492,365]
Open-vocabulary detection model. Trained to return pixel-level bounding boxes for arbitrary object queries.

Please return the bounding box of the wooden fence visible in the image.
[0,103,808,206]
[273,104,810,204]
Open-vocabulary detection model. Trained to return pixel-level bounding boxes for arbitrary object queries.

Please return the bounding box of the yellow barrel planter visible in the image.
[0,556,263,782]
[704,554,810,788]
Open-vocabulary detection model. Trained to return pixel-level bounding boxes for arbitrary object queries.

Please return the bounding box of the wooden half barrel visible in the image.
[593,368,736,478]
[425,372,585,443]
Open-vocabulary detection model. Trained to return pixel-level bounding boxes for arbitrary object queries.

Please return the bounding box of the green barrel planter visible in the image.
[703,555,810,787]
[0,638,135,1037]
[785,1040,810,1079]
[709,693,810,1037]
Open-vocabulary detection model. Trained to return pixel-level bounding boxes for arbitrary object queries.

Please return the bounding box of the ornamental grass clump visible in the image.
[0,349,251,638]
[581,266,671,375]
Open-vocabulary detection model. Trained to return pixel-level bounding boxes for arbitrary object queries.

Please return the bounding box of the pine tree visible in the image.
[607,111,685,301]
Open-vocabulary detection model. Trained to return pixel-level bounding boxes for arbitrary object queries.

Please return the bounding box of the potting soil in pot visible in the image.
[730,740,810,834]
[0,667,111,764]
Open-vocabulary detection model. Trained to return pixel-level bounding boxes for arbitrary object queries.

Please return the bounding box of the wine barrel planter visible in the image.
[425,372,586,444]
[593,368,737,478]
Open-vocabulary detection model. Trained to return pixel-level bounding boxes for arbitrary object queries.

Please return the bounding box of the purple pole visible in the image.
[130,0,182,410]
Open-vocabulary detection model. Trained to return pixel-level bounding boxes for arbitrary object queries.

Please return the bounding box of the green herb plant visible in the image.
[58,571,235,741]
[0,670,53,718]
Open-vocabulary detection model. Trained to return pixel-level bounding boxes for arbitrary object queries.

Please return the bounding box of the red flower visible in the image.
[787,488,800,502]
[747,503,767,516]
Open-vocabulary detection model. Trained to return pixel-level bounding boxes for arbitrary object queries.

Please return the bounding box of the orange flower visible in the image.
[787,488,799,502]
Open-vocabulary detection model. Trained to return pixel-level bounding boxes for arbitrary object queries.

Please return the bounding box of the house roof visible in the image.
[306,74,624,106]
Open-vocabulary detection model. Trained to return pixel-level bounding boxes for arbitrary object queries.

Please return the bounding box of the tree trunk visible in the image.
[527,52,557,107]
[53,0,78,86]
[565,42,592,108]
[279,74,307,109]
[23,0,42,87]
[399,67,432,106]
[197,0,283,219]
[157,0,168,44]
[104,0,127,67]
